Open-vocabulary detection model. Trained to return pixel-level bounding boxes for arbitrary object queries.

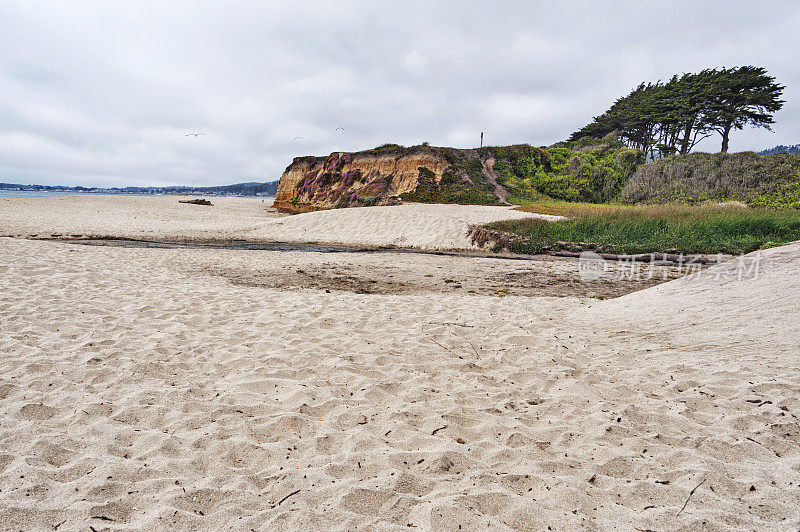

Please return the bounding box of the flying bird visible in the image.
[185,132,205,137]
[293,136,304,141]
[335,127,345,132]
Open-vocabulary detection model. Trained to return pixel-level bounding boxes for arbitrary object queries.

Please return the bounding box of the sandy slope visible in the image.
[1,235,798,530]
[250,203,549,250]
[0,195,549,250]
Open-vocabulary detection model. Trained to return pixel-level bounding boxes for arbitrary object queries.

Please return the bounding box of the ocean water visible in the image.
[0,190,276,201]
[0,190,93,198]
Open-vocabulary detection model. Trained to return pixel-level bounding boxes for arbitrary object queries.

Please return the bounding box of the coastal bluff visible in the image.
[273,144,509,213]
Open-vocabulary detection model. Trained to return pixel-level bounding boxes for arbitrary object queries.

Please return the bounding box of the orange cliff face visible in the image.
[272,147,451,214]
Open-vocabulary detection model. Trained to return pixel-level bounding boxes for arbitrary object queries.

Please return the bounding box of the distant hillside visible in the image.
[0,180,279,196]
[758,144,800,156]
[621,152,800,208]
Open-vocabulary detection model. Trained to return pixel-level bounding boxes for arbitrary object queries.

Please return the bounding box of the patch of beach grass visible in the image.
[492,203,800,255]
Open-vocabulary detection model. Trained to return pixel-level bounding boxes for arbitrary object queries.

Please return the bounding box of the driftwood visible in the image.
[548,250,715,265]
[179,198,213,206]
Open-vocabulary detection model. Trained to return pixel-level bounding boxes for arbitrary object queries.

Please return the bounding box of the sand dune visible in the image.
[593,242,800,353]
[249,203,551,250]
[0,197,798,529]
[0,195,550,250]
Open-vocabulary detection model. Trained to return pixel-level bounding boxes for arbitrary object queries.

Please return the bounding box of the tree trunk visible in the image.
[679,120,693,154]
[720,122,732,153]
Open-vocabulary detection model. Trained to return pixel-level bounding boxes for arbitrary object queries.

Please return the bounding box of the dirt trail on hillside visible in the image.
[480,157,510,204]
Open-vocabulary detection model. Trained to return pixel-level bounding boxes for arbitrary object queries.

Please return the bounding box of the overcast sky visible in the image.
[1,1,798,187]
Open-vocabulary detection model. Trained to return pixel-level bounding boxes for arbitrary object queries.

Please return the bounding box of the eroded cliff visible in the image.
[273,144,504,213]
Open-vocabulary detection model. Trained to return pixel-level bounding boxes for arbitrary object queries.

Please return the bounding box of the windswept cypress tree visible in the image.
[570,67,785,157]
[704,66,785,153]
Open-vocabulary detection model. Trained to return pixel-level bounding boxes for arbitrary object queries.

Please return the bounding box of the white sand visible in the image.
[1,197,799,529]
[251,203,551,250]
[0,195,551,250]
[0,195,282,241]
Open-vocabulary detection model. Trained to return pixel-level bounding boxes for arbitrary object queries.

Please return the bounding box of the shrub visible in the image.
[622,152,800,208]
[487,141,643,204]
[374,143,404,150]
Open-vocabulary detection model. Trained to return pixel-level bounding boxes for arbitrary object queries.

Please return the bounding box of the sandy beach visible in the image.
[1,196,799,530]
[0,195,552,250]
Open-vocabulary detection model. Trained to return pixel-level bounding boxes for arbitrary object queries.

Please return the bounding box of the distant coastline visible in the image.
[0,189,277,199]
[0,180,279,198]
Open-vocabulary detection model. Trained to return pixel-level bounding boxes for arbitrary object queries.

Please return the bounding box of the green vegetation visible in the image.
[485,139,644,203]
[401,147,502,205]
[486,204,800,255]
[514,199,619,217]
[373,143,405,151]
[400,165,498,205]
[621,152,800,208]
[571,66,785,156]
[485,140,800,209]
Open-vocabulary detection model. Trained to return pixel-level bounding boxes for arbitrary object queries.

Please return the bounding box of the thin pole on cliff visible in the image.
[480,132,483,148]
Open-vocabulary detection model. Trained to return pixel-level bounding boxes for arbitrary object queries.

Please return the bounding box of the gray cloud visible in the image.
[1,0,798,186]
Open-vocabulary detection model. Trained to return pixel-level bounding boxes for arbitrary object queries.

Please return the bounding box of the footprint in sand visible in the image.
[17,403,57,420]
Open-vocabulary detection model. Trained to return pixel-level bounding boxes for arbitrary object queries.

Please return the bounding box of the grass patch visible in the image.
[490,204,800,255]
[514,199,621,217]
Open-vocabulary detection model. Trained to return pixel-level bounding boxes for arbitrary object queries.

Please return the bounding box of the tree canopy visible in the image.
[570,67,785,158]
[758,144,800,156]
